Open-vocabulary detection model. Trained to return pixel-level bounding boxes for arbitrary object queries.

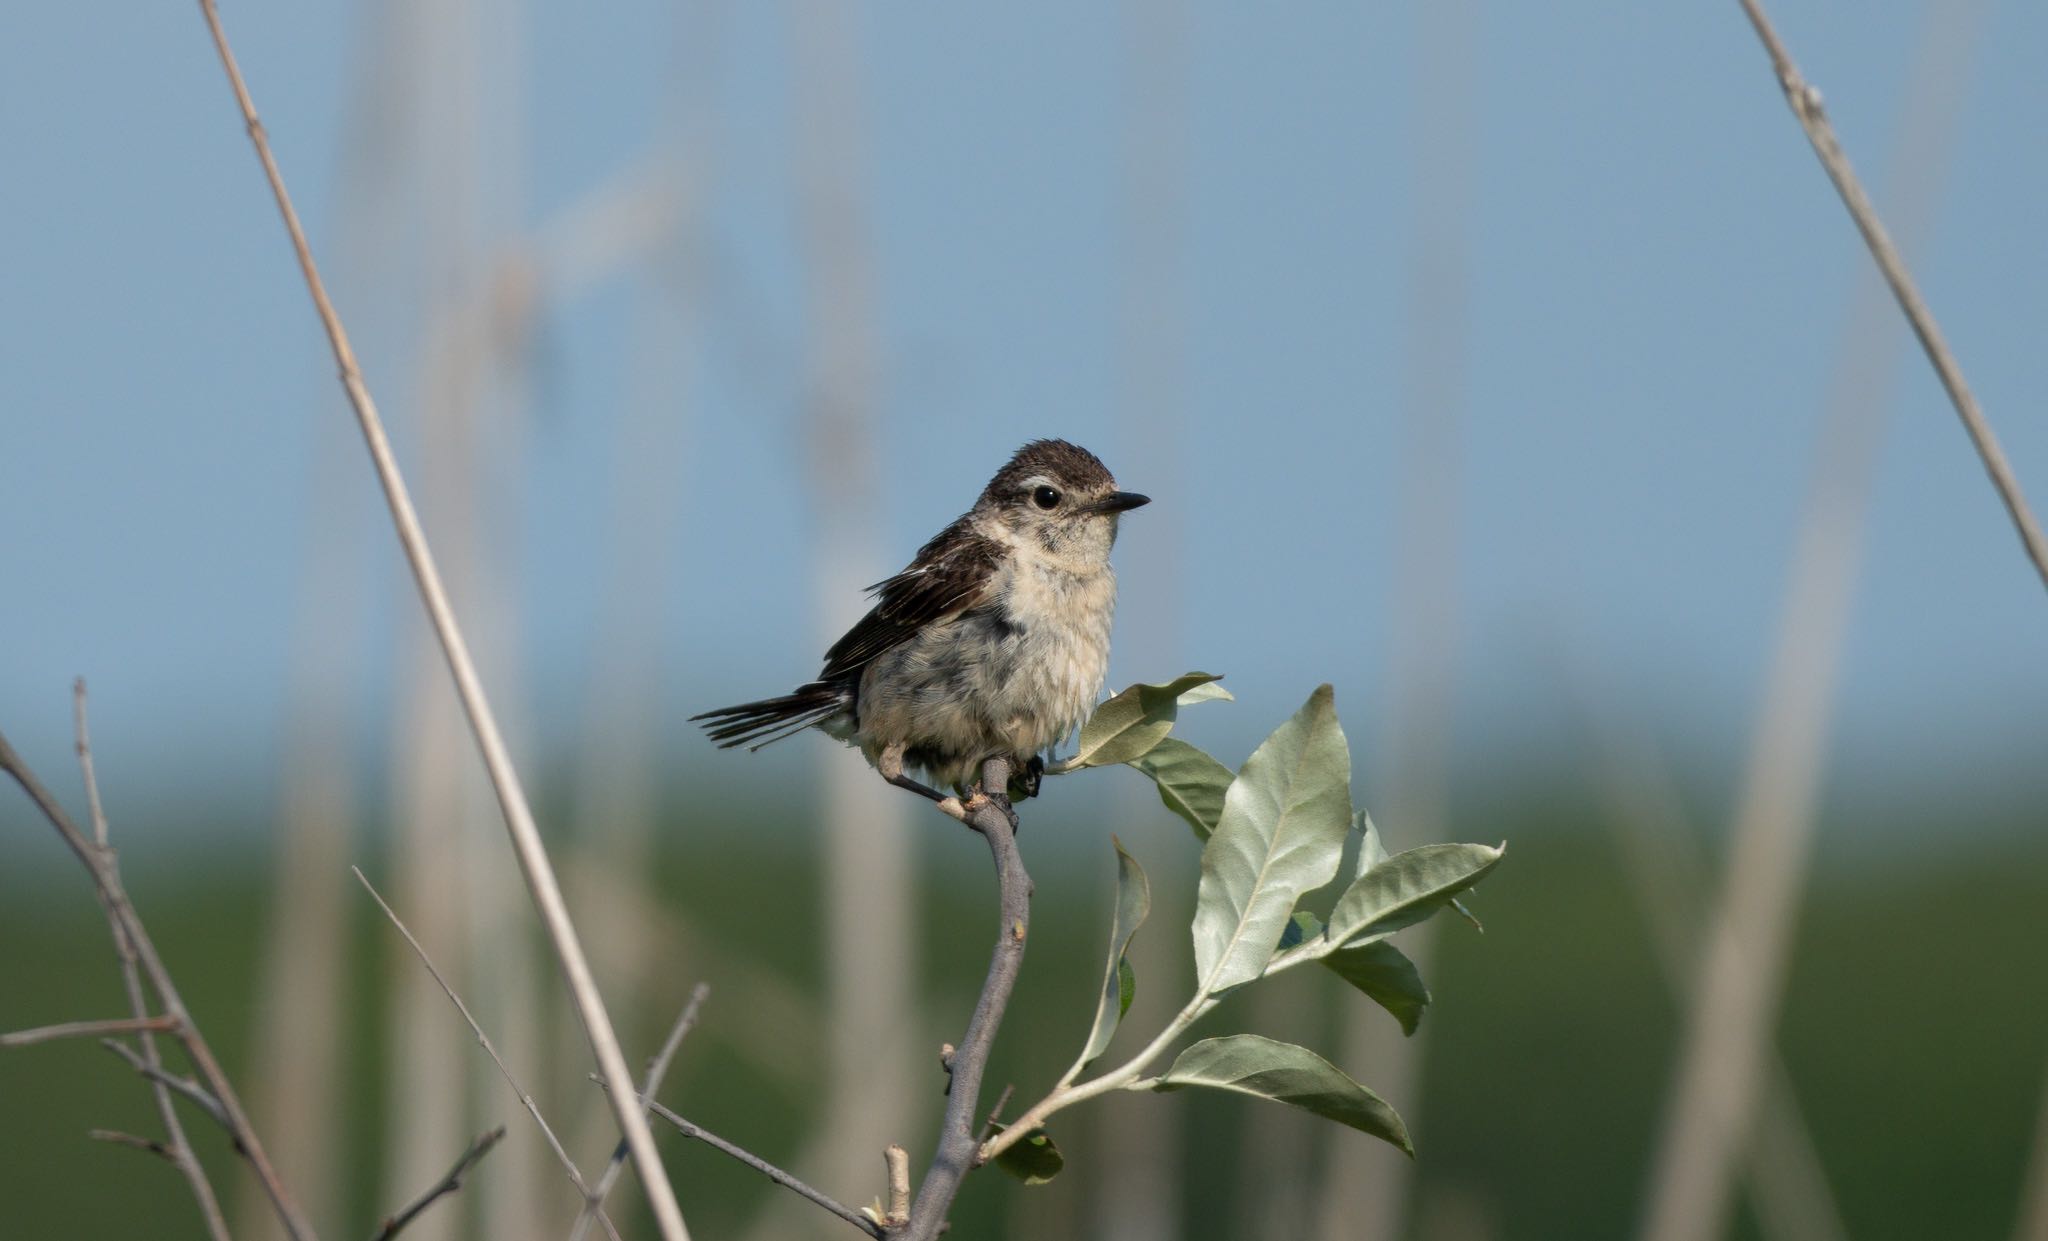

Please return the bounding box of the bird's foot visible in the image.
[956,784,1020,832]
[1009,755,1044,802]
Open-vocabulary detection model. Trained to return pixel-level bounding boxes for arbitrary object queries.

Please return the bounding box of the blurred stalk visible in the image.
[1094,3,1190,1238]
[2018,1059,2048,1241]
[1637,8,1985,1240]
[1315,4,1474,1238]
[1569,658,1848,1241]
[735,5,917,1234]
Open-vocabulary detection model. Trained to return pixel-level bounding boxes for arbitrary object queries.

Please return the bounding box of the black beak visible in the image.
[1091,491,1151,514]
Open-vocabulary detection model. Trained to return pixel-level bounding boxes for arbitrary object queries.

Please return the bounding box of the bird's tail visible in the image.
[690,682,848,750]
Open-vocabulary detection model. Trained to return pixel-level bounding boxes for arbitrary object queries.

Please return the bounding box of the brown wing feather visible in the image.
[820,515,1001,682]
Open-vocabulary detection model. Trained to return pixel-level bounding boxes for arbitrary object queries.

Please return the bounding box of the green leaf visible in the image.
[987,1123,1064,1184]
[1350,811,1388,877]
[1138,1034,1412,1155]
[1323,940,1431,1036]
[1176,681,1235,707]
[1190,685,1353,995]
[1076,838,1152,1071]
[1069,673,1224,768]
[1129,737,1234,842]
[1325,842,1504,948]
[1277,910,1323,952]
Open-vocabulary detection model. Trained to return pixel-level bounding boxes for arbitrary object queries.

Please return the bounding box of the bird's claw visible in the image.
[958,785,1020,832]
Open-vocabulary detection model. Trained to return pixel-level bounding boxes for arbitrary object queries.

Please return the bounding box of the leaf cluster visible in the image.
[984,677,1505,1177]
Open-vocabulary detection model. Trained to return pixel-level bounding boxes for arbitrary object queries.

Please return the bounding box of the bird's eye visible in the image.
[1032,486,1062,510]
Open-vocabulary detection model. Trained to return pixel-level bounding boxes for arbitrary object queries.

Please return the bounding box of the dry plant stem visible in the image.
[1736,0,2048,592]
[0,1016,178,1047]
[372,1127,508,1241]
[902,757,1030,1241]
[188,5,690,1237]
[595,1084,883,1239]
[569,982,711,1241]
[352,869,622,1241]
[75,683,234,1241]
[885,1145,911,1227]
[91,1129,177,1162]
[0,727,312,1240]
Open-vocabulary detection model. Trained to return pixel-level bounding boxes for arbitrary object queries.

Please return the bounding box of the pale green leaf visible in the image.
[1325,843,1505,948]
[1351,811,1388,877]
[1070,673,1223,768]
[1077,838,1151,1070]
[1323,940,1430,1036]
[1176,681,1235,707]
[987,1123,1064,1184]
[1138,1034,1412,1155]
[1277,910,1324,952]
[1191,685,1352,995]
[1129,737,1234,842]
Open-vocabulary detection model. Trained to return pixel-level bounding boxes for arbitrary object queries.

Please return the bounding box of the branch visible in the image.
[569,983,711,1241]
[902,757,1032,1241]
[72,681,230,1241]
[1,1016,178,1048]
[370,1127,507,1241]
[1735,0,2048,594]
[0,721,314,1239]
[351,868,621,1241]
[592,1080,883,1239]
[187,4,691,1236]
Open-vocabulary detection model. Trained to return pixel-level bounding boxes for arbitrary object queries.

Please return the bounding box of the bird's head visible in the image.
[976,439,1149,562]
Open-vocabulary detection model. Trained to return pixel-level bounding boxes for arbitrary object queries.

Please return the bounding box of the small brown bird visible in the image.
[693,439,1147,820]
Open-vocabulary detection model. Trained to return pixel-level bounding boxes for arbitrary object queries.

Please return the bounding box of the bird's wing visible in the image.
[820,515,1003,681]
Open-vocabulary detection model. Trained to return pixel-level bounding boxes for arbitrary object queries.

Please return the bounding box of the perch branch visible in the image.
[72,683,231,1241]
[569,982,711,1241]
[352,868,621,1241]
[1734,0,2048,593]
[901,756,1032,1241]
[370,1127,507,1241]
[188,4,690,1236]
[0,722,312,1239]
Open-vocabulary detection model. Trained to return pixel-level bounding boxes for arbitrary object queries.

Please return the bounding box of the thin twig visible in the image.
[102,1041,235,1136]
[371,1127,508,1241]
[90,1129,177,1162]
[1734,0,2048,594]
[1,1016,179,1048]
[352,868,621,1241]
[187,5,691,1236]
[569,982,711,1241]
[903,757,1032,1241]
[593,1080,883,1239]
[73,683,232,1240]
[0,725,311,1238]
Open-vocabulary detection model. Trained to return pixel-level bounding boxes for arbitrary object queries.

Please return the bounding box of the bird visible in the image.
[692,438,1148,823]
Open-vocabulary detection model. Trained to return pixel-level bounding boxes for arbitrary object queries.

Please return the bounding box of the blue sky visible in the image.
[3,2,2045,830]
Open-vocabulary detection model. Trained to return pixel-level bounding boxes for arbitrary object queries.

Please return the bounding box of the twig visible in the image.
[352,868,621,1241]
[902,757,1032,1241]
[569,982,711,1241]
[593,1080,883,1239]
[1734,0,2048,594]
[102,1041,235,1136]
[1,1016,178,1048]
[0,723,311,1239]
[74,683,234,1240]
[90,1129,176,1162]
[884,1145,910,1228]
[188,5,691,1236]
[371,1127,507,1241]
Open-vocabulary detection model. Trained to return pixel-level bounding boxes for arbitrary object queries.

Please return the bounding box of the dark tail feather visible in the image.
[691,683,848,751]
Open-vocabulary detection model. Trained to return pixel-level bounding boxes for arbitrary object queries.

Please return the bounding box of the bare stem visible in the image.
[901,757,1031,1241]
[187,3,690,1235]
[1734,0,2048,594]
[1,1016,179,1047]
[371,1127,507,1241]
[353,868,620,1241]
[0,724,312,1239]
[569,982,711,1241]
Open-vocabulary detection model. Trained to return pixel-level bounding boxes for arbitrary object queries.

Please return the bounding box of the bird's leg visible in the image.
[877,743,949,805]
[1011,755,1044,801]
[959,763,1021,832]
